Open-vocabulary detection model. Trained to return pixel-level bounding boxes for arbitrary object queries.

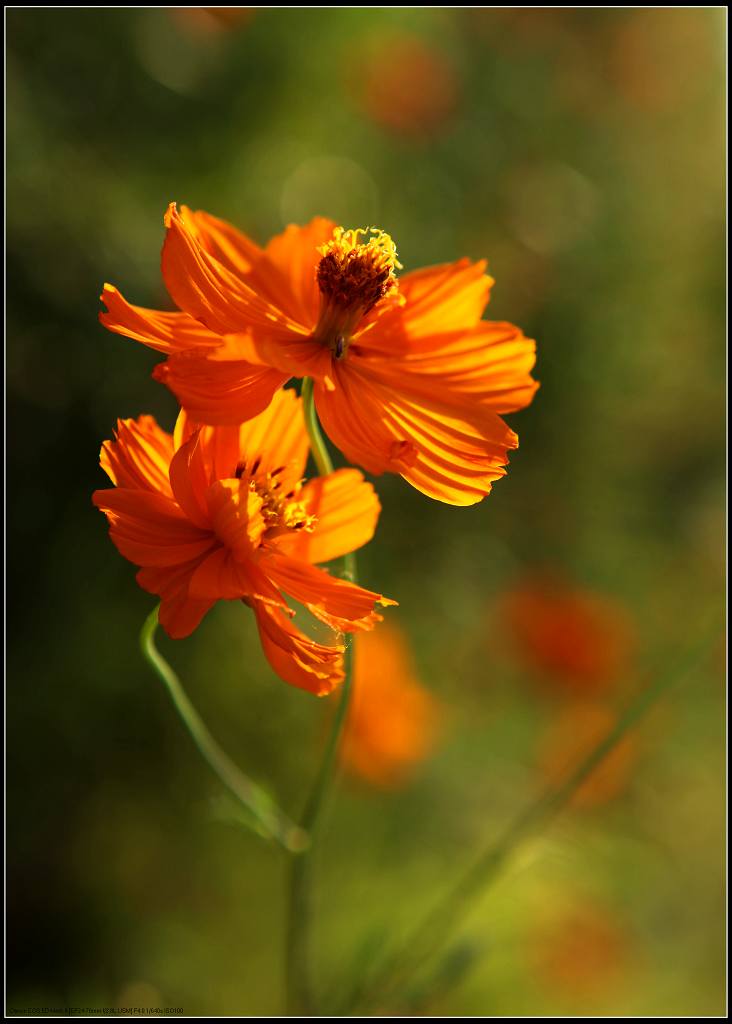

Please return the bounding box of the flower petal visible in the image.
[154,337,288,426]
[234,386,310,481]
[99,283,222,354]
[263,552,395,633]
[274,468,381,565]
[264,217,337,329]
[168,389,309,496]
[356,320,538,414]
[93,488,215,566]
[314,367,416,477]
[179,205,266,276]
[315,365,520,505]
[205,479,266,558]
[180,206,319,328]
[251,598,345,696]
[137,561,215,639]
[397,257,493,335]
[168,430,212,529]
[187,546,281,602]
[161,203,302,336]
[239,329,336,385]
[100,416,174,495]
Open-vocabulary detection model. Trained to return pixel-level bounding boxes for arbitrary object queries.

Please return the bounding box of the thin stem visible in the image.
[285,378,358,1015]
[300,376,331,478]
[286,641,355,1015]
[348,621,718,1012]
[140,606,307,854]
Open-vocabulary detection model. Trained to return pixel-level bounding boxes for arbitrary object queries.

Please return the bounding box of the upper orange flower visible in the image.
[100,204,538,505]
[92,388,393,696]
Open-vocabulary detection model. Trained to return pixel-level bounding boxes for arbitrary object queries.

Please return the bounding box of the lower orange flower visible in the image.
[340,622,441,788]
[92,388,394,695]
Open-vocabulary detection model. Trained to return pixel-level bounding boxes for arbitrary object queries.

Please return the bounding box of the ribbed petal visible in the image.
[168,430,211,529]
[99,283,221,354]
[155,340,287,427]
[264,217,337,328]
[187,546,280,603]
[274,469,381,565]
[355,321,539,414]
[100,416,174,495]
[251,599,345,696]
[263,552,395,633]
[206,479,265,558]
[316,364,519,506]
[161,203,304,336]
[92,488,215,566]
[397,257,493,334]
[137,561,215,639]
[233,387,309,481]
[356,258,493,355]
[181,206,321,328]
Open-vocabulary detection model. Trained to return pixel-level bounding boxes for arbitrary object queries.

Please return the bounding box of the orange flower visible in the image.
[351,34,459,139]
[530,903,632,1000]
[340,622,441,788]
[100,205,538,506]
[171,8,255,36]
[502,576,635,697]
[537,702,638,808]
[92,388,394,696]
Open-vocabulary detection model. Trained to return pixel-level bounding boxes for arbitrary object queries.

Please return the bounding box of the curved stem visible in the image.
[286,379,358,1014]
[140,606,307,854]
[348,621,719,1012]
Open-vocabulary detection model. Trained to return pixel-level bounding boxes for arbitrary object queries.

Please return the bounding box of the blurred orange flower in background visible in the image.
[529,902,632,1001]
[609,9,713,112]
[92,389,393,695]
[171,8,254,37]
[502,575,636,698]
[350,33,459,139]
[340,622,442,788]
[100,204,538,506]
[537,702,639,808]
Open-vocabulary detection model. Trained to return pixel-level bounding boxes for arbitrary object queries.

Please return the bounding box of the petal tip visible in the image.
[164,201,179,228]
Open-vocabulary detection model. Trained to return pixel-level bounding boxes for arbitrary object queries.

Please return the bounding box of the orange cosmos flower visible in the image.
[100,204,538,506]
[92,388,393,696]
[171,8,255,36]
[350,34,460,139]
[502,575,636,698]
[339,622,441,788]
[529,903,632,1001]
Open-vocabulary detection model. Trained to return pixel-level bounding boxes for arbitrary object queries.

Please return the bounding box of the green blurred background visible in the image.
[7,7,726,1016]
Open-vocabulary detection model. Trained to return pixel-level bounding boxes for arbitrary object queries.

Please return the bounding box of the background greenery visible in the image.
[7,7,725,1016]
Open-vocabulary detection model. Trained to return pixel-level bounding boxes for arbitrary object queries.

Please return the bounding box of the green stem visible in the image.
[349,621,718,1012]
[300,376,330,478]
[285,379,358,1015]
[140,606,307,854]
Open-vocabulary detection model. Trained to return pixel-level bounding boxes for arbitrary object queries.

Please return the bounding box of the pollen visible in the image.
[317,226,401,313]
[249,470,317,535]
[314,226,402,356]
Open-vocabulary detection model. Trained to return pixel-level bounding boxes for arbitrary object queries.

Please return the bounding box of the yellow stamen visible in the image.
[249,472,317,536]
